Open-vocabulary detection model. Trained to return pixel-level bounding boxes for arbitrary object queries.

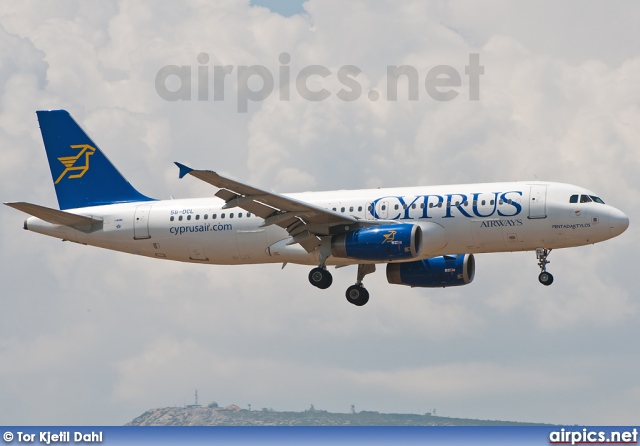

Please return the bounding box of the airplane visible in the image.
[5,110,629,306]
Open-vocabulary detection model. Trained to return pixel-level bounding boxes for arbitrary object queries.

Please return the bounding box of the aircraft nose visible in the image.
[609,207,629,238]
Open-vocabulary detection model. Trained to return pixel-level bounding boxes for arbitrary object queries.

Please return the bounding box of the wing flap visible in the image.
[175,163,359,251]
[215,189,276,219]
[176,163,355,226]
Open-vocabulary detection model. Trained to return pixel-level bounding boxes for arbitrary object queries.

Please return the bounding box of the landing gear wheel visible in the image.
[309,267,333,289]
[535,248,554,286]
[346,285,370,306]
[538,272,554,286]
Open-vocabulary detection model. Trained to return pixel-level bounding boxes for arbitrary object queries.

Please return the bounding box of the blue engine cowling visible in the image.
[386,254,475,287]
[331,224,422,261]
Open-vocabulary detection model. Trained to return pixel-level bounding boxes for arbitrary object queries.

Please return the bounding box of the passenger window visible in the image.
[507,199,512,205]
[187,215,191,220]
[212,214,217,219]
[438,203,443,208]
[420,203,424,209]
[412,204,416,209]
[179,215,183,221]
[403,204,407,209]
[569,195,578,203]
[358,206,362,212]
[349,206,354,212]
[238,213,242,218]
[455,201,460,206]
[463,201,468,206]
[490,200,495,205]
[394,204,399,210]
[230,213,234,218]
[367,205,372,211]
[429,203,434,208]
[195,215,200,220]
[341,207,345,212]
[381,205,386,210]
[204,214,208,220]
[580,195,592,203]
[481,200,486,205]
[473,200,477,206]
[247,213,251,217]
[221,213,225,218]
[170,216,174,221]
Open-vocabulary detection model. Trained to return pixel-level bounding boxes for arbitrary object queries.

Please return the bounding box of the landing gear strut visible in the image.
[309,242,333,289]
[346,264,375,306]
[536,248,554,286]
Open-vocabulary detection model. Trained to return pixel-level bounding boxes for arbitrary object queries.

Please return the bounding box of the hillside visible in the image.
[127,406,548,426]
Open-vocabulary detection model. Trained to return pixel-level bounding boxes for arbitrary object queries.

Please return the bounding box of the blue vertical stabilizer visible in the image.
[37,110,155,209]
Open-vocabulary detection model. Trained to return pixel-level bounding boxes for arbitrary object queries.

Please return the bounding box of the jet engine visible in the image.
[331,224,422,261]
[386,254,475,287]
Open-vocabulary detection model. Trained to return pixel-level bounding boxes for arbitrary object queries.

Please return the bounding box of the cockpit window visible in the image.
[569,195,578,203]
[590,195,605,204]
[580,195,592,203]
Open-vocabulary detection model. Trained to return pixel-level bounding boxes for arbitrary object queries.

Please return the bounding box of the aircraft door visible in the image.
[134,205,152,239]
[528,185,547,219]
[365,202,375,220]
[237,229,268,261]
[188,243,209,261]
[376,201,389,219]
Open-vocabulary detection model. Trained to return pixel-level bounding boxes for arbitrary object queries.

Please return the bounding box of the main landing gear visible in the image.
[345,264,375,307]
[307,264,375,306]
[309,243,334,290]
[536,248,554,286]
[308,267,332,289]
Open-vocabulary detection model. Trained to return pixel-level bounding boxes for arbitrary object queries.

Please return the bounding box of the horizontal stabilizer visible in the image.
[4,202,103,233]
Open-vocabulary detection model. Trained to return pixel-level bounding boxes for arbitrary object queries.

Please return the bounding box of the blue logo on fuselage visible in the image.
[369,191,523,220]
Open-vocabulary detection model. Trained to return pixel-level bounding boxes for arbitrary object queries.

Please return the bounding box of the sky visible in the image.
[0,0,639,426]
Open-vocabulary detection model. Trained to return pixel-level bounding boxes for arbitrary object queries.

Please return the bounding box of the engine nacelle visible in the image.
[386,254,475,288]
[332,224,422,261]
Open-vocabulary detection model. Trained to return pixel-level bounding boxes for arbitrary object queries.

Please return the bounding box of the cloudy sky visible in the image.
[1,0,639,426]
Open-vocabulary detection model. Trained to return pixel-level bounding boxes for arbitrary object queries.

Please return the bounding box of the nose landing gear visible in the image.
[536,248,554,286]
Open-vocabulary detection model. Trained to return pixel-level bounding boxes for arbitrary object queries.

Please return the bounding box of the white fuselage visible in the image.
[24,181,627,267]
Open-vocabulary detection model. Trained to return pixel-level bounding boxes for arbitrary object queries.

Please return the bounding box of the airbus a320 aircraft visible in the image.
[5,110,629,306]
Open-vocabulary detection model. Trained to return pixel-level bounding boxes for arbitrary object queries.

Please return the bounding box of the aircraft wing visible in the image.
[5,202,103,233]
[175,163,358,252]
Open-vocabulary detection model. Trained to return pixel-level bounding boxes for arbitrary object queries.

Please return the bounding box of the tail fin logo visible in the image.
[54,144,96,184]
